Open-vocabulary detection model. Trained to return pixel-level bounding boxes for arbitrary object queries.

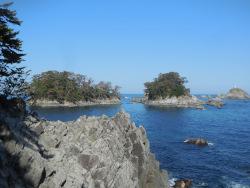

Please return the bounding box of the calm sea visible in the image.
[30,94,250,188]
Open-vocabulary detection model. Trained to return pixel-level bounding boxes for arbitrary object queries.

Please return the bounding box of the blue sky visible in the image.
[9,0,250,94]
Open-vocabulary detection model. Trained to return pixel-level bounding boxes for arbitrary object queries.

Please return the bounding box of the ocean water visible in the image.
[30,94,250,188]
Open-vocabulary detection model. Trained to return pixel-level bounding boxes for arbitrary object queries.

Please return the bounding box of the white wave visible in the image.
[208,142,214,146]
[168,178,177,187]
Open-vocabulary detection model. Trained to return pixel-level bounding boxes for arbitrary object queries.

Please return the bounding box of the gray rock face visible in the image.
[0,109,168,188]
[224,88,250,99]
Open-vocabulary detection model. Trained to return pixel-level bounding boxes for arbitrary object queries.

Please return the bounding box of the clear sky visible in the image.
[8,0,250,94]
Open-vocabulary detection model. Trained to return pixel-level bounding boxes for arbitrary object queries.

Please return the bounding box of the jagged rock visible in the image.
[184,138,208,146]
[0,107,168,188]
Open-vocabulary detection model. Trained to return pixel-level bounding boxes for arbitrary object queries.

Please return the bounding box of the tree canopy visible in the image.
[144,72,190,100]
[0,3,28,99]
[28,71,120,103]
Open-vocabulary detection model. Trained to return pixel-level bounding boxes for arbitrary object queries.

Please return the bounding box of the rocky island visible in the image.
[220,88,250,99]
[0,98,168,188]
[135,72,205,109]
[28,71,121,107]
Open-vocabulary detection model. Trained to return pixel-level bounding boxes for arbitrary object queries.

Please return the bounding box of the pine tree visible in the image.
[0,2,28,99]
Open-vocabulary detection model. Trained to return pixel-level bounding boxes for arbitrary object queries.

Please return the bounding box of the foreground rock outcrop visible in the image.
[0,104,168,187]
[221,88,250,99]
[29,97,121,107]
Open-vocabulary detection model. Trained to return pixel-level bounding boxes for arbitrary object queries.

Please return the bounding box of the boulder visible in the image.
[173,179,192,188]
[184,138,208,146]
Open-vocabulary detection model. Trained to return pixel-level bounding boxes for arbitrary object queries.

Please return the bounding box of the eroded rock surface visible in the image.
[0,106,168,188]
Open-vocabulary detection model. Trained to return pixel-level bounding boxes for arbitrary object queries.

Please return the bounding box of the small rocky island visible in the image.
[134,72,204,109]
[220,88,250,99]
[28,71,121,107]
[0,98,168,188]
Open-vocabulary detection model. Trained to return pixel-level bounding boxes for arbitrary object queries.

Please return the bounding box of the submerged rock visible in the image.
[0,105,168,188]
[184,138,208,146]
[223,88,250,99]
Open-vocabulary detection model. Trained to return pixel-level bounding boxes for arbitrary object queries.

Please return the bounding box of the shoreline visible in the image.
[133,95,205,109]
[29,98,121,107]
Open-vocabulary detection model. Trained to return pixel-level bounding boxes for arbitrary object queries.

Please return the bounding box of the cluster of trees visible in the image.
[28,71,120,103]
[144,72,190,100]
[0,3,28,99]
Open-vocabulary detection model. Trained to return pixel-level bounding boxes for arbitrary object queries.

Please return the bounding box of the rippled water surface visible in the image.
[31,95,250,188]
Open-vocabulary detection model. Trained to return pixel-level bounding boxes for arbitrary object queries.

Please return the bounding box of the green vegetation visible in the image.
[28,71,120,103]
[144,72,190,100]
[0,3,28,99]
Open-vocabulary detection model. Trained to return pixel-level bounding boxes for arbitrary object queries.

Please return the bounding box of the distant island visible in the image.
[28,71,121,107]
[133,72,204,108]
[219,88,250,100]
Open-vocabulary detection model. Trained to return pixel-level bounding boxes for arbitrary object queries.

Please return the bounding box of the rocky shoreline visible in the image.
[29,98,121,107]
[132,95,204,109]
[0,104,168,188]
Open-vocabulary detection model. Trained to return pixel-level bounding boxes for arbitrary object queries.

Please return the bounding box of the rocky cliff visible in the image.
[0,105,168,188]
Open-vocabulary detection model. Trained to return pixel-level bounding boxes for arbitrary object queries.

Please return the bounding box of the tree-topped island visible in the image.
[144,72,190,100]
[28,71,121,107]
[142,72,204,108]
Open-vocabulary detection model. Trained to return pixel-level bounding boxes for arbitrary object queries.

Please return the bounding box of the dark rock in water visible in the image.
[206,98,224,108]
[173,179,192,188]
[184,138,208,146]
